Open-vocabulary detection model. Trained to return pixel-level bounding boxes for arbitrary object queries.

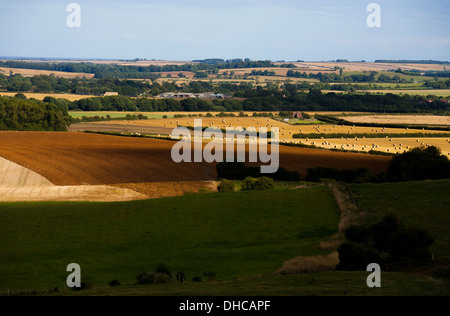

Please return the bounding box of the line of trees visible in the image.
[64,90,449,113]
[0,74,255,97]
[0,60,281,79]
[287,70,415,84]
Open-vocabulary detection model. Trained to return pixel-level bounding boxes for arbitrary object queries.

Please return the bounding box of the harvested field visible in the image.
[0,132,391,186]
[97,117,448,141]
[341,115,450,126]
[0,67,94,79]
[69,122,174,135]
[302,137,450,157]
[287,62,447,73]
[0,92,96,101]
[360,89,450,97]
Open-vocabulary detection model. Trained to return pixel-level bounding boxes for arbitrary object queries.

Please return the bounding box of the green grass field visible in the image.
[349,179,450,257]
[36,272,447,296]
[0,187,340,292]
[1,180,449,296]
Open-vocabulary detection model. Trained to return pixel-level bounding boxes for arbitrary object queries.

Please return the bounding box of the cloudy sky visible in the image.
[1,0,449,61]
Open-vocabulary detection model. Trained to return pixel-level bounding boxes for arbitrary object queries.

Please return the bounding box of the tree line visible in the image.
[0,59,283,79]
[65,89,448,113]
[287,70,415,84]
[0,73,255,97]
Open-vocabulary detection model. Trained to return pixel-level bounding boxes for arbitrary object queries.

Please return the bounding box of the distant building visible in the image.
[292,111,303,119]
[103,92,119,96]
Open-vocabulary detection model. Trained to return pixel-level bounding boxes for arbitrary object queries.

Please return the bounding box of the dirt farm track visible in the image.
[0,132,390,188]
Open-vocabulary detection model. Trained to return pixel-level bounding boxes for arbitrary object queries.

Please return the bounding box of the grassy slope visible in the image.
[0,187,340,291]
[349,179,450,257]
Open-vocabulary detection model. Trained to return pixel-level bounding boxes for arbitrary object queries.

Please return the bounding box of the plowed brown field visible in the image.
[0,132,391,186]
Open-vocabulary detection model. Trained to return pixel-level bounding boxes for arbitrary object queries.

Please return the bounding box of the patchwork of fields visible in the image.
[84,116,450,156]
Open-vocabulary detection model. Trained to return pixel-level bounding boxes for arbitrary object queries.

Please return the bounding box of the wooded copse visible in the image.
[0,96,71,131]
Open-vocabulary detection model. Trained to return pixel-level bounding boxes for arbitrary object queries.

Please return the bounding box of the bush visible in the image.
[337,242,381,271]
[254,177,274,190]
[216,162,300,182]
[370,214,404,252]
[136,272,172,284]
[339,215,435,270]
[306,167,372,183]
[198,188,211,194]
[156,263,171,276]
[108,279,121,287]
[71,278,94,291]
[217,179,235,192]
[241,177,274,191]
[387,146,450,182]
[344,225,371,244]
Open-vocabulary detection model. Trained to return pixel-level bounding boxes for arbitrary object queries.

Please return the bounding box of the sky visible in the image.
[0,0,449,61]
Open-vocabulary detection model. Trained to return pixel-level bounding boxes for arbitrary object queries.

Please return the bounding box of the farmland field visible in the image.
[0,67,95,79]
[0,132,391,186]
[360,89,450,97]
[0,92,96,101]
[96,116,449,137]
[340,115,450,126]
[89,116,450,156]
[0,186,341,291]
[302,137,450,157]
[50,272,450,296]
[1,180,449,295]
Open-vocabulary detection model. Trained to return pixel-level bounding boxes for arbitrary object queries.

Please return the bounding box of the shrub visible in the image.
[339,215,435,270]
[254,177,274,190]
[108,279,121,287]
[136,272,172,284]
[241,177,258,191]
[344,225,371,244]
[306,167,371,183]
[216,162,300,182]
[387,146,450,182]
[202,272,216,281]
[370,214,404,253]
[337,242,381,271]
[162,115,168,119]
[198,188,211,194]
[217,179,235,192]
[156,263,171,276]
[71,278,94,291]
[242,177,274,191]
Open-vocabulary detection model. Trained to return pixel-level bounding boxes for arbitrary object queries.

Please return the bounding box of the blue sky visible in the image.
[0,0,449,61]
